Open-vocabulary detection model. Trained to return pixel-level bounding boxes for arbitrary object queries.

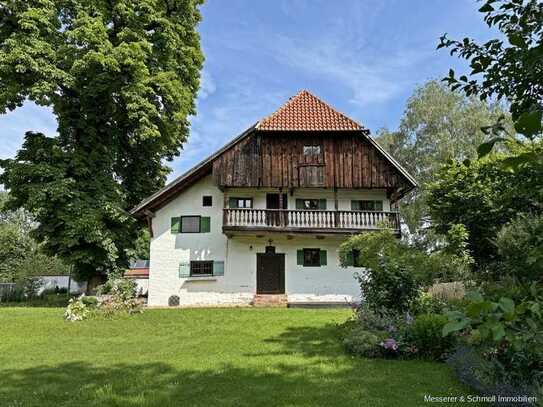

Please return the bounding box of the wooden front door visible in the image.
[256,250,285,294]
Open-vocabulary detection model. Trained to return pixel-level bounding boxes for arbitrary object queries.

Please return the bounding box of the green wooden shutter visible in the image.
[179,262,190,278]
[200,216,211,233]
[318,199,327,210]
[297,249,304,265]
[375,200,383,211]
[351,200,360,211]
[296,199,304,209]
[319,250,327,266]
[171,217,181,234]
[345,251,354,266]
[229,198,238,208]
[213,261,224,276]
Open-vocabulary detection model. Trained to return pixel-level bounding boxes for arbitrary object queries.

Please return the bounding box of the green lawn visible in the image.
[0,307,468,406]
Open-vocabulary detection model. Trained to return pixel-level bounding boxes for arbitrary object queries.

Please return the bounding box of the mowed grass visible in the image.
[0,307,467,407]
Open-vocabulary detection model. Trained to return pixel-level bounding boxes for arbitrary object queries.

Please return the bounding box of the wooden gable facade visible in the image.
[212,130,413,196]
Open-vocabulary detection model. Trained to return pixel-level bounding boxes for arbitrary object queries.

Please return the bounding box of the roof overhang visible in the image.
[131,123,257,217]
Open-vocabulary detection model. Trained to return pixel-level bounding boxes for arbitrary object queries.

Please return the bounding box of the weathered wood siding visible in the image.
[212,131,410,191]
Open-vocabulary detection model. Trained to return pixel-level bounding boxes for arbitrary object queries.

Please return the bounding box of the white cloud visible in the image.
[198,70,217,100]
[270,33,431,107]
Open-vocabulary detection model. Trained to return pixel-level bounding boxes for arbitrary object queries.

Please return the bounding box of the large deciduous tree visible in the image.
[376,80,510,233]
[0,1,204,279]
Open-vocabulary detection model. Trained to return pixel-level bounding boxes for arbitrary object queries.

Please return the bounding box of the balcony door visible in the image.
[266,193,287,226]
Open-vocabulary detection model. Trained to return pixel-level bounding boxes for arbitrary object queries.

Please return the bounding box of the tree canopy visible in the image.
[0,1,204,279]
[376,80,510,232]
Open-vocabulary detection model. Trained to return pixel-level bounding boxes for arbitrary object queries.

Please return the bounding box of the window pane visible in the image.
[303,145,321,155]
[190,261,213,276]
[181,216,200,233]
[202,196,212,207]
[303,199,319,209]
[303,248,321,267]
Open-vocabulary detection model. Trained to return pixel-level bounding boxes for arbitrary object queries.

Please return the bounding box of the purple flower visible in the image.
[381,338,398,351]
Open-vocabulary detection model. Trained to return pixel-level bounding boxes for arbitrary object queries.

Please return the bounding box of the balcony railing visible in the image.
[223,208,400,233]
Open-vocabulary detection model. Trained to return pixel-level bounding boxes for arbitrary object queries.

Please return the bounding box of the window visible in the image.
[179,260,224,278]
[202,195,212,207]
[229,197,253,208]
[303,145,321,156]
[171,216,210,233]
[296,198,326,210]
[297,248,327,267]
[351,200,383,211]
[190,260,213,276]
[181,216,201,233]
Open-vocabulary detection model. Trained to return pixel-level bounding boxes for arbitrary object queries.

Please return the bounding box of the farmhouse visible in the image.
[132,90,416,307]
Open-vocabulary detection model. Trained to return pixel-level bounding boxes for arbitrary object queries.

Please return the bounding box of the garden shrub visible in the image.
[448,346,539,403]
[340,229,472,313]
[343,326,386,358]
[64,296,90,321]
[404,314,456,360]
[493,213,543,284]
[443,289,543,390]
[81,296,98,307]
[65,277,142,321]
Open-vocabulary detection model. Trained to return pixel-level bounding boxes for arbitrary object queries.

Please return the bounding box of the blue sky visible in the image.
[0,0,496,180]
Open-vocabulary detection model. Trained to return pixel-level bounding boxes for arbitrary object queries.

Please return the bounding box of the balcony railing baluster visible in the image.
[223,208,400,233]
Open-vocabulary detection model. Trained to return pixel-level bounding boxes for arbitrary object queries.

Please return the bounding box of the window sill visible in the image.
[184,276,219,281]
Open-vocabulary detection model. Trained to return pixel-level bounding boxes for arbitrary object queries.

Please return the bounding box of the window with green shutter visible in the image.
[171,217,181,234]
[344,249,362,267]
[298,248,327,267]
[179,262,190,277]
[200,216,210,233]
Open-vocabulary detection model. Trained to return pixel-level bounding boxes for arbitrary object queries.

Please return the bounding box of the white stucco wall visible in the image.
[148,176,380,306]
[226,236,362,304]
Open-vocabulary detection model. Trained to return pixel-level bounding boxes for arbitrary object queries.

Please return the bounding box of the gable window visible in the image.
[202,195,213,207]
[296,198,327,210]
[351,200,383,211]
[190,260,214,276]
[297,248,327,267]
[303,145,321,156]
[229,197,253,209]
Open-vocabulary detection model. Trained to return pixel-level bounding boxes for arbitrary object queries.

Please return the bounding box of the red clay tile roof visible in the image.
[124,268,149,279]
[256,90,364,131]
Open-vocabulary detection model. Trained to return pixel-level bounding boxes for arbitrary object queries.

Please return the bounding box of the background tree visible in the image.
[0,192,69,283]
[376,80,511,233]
[427,142,543,270]
[0,1,204,279]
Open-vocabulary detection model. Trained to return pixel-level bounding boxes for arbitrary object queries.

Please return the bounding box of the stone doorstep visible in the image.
[250,294,288,307]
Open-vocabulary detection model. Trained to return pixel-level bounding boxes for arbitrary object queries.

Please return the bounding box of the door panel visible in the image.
[256,252,285,294]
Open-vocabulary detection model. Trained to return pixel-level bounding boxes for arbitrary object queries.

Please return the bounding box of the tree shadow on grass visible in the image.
[0,323,464,407]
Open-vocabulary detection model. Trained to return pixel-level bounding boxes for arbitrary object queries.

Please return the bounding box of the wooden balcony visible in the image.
[223,208,400,235]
